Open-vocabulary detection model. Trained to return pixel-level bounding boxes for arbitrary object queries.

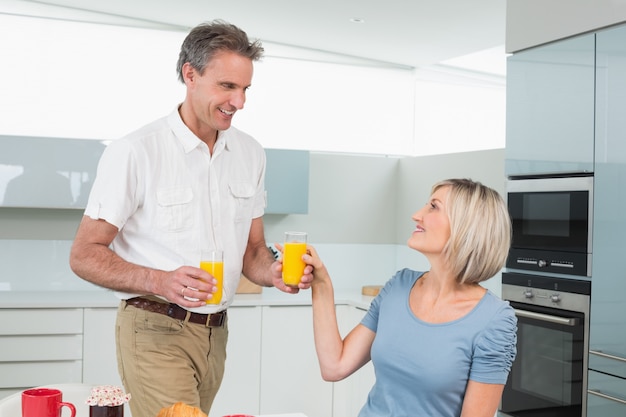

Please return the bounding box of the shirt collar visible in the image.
[167,105,232,153]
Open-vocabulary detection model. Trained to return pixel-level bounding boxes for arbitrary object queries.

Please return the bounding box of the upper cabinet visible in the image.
[0,135,105,209]
[588,25,626,417]
[264,149,309,214]
[0,136,309,214]
[505,34,596,177]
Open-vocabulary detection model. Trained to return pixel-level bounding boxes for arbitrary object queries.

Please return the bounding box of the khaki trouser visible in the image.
[115,299,228,417]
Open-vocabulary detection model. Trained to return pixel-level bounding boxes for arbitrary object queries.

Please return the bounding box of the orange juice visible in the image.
[200,260,224,304]
[282,242,307,286]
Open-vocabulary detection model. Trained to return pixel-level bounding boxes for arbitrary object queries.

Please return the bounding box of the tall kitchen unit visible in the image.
[588,24,626,415]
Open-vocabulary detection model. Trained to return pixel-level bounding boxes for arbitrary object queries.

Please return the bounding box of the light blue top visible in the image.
[359,269,517,417]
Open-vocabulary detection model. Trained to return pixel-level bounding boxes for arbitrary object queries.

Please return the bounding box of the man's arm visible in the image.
[69,216,213,307]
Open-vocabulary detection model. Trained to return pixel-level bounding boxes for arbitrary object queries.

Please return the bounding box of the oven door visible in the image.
[507,176,592,253]
[500,301,585,417]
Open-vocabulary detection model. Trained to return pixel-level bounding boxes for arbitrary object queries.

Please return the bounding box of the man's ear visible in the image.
[181,62,196,85]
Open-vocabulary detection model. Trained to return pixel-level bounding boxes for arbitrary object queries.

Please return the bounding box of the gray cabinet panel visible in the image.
[0,136,309,214]
[0,135,105,208]
[590,23,626,381]
[587,370,626,416]
[505,34,595,176]
[264,148,309,214]
[587,27,626,417]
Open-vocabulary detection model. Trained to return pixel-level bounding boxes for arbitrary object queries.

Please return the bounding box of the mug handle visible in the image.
[59,401,77,417]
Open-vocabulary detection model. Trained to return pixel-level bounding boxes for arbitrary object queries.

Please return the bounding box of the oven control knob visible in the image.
[538,259,548,268]
[523,289,534,299]
[550,294,561,303]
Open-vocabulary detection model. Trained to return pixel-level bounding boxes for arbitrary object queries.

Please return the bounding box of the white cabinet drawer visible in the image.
[0,361,82,388]
[1,334,83,361]
[0,309,83,335]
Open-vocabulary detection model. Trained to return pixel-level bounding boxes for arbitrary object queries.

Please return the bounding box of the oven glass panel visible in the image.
[501,302,584,417]
[517,321,574,404]
[522,193,571,238]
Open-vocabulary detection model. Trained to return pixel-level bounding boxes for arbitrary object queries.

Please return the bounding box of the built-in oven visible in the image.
[499,272,591,417]
[506,174,593,276]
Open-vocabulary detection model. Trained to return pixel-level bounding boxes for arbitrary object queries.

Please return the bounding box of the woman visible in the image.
[303,178,517,417]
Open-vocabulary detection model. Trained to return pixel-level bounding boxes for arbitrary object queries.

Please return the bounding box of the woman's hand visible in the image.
[302,245,331,287]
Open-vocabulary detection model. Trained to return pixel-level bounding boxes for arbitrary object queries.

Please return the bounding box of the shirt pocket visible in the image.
[229,181,256,223]
[156,187,194,231]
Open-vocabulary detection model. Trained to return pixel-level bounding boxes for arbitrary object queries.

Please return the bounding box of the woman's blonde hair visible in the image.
[434,178,511,284]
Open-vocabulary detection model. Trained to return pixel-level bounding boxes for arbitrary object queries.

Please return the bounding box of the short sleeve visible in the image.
[360,269,424,333]
[360,280,386,333]
[470,302,518,384]
[84,139,139,230]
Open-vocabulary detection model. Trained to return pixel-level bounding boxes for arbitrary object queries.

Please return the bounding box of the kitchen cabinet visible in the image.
[82,307,132,417]
[259,305,332,417]
[587,370,626,416]
[0,135,309,214]
[333,305,375,417]
[209,306,262,417]
[265,149,309,214]
[0,298,373,416]
[82,308,123,387]
[589,23,626,415]
[0,136,105,209]
[505,34,595,177]
[0,309,83,399]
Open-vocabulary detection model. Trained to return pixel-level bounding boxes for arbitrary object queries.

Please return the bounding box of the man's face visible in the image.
[184,50,254,134]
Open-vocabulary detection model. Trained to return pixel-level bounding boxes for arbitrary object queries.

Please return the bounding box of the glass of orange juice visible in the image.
[200,250,224,304]
[282,232,307,287]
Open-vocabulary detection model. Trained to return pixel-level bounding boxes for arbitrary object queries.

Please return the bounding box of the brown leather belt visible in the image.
[125,297,226,327]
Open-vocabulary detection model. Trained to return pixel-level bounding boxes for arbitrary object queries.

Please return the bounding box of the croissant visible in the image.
[155,402,208,417]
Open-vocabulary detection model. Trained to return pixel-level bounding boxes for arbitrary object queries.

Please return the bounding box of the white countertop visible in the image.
[0,288,374,310]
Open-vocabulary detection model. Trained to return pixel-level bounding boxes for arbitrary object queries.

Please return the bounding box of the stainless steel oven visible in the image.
[500,272,591,417]
[506,175,593,276]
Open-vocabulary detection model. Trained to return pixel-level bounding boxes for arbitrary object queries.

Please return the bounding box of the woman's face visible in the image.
[408,186,451,255]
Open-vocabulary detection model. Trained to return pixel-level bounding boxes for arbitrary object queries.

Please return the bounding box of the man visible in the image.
[70,20,312,417]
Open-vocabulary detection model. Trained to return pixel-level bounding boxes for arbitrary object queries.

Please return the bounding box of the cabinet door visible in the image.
[265,149,309,214]
[82,308,133,416]
[259,305,332,417]
[333,305,375,417]
[209,306,262,417]
[587,370,626,416]
[0,308,84,398]
[590,24,626,378]
[506,34,595,176]
[82,308,123,386]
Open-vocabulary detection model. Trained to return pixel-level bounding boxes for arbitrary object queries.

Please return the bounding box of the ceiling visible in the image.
[5,0,507,74]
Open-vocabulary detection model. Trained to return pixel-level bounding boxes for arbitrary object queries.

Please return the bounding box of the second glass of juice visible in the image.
[200,250,224,304]
[282,232,307,287]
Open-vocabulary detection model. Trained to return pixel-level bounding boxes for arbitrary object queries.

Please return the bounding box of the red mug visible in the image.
[22,388,76,417]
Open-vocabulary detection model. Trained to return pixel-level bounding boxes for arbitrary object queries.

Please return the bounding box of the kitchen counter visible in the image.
[0,288,374,310]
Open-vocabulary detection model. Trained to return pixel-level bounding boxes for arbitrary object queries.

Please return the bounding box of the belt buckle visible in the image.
[206,312,224,327]
[166,304,178,319]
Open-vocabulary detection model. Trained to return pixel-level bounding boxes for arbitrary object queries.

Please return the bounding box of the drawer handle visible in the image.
[589,350,626,363]
[588,389,626,405]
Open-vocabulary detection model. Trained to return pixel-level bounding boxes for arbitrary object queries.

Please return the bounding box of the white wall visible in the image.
[0,13,505,156]
[506,0,626,52]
